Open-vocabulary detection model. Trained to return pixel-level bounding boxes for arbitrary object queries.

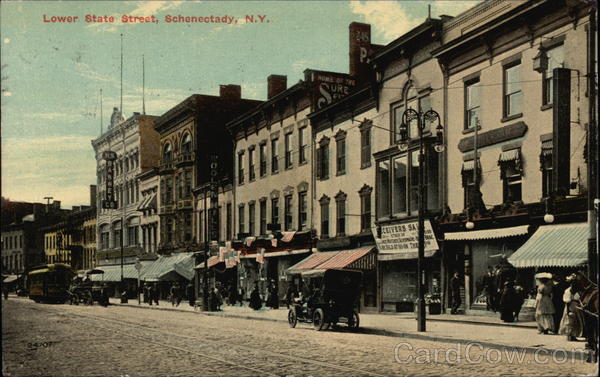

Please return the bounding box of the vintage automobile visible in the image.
[67,269,108,306]
[288,268,362,331]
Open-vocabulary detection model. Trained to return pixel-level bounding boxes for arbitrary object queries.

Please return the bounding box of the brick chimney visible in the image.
[52,200,61,209]
[90,185,97,208]
[267,75,287,99]
[349,22,372,80]
[219,85,241,100]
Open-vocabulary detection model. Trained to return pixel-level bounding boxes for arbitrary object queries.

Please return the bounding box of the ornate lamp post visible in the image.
[399,108,444,332]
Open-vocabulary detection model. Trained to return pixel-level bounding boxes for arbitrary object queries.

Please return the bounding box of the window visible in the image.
[226,203,232,240]
[360,121,372,168]
[377,160,391,218]
[335,130,346,175]
[163,143,172,164]
[542,45,564,106]
[285,132,293,169]
[248,202,256,236]
[504,62,522,117]
[284,195,293,231]
[184,212,192,242]
[317,137,330,180]
[299,127,307,164]
[238,152,245,185]
[462,159,481,210]
[320,196,330,238]
[176,174,182,200]
[259,200,267,235]
[335,192,347,236]
[128,225,138,246]
[238,204,245,235]
[359,185,373,232]
[184,171,192,198]
[271,197,279,227]
[298,191,308,231]
[248,147,255,181]
[392,84,431,143]
[465,79,480,129]
[499,150,522,203]
[271,138,279,173]
[181,133,192,154]
[259,143,267,177]
[540,141,553,197]
[165,177,173,203]
[378,147,440,219]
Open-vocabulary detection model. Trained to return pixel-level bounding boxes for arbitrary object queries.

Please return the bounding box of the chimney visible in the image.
[52,200,61,209]
[349,22,372,79]
[267,75,287,99]
[219,85,241,100]
[90,185,97,208]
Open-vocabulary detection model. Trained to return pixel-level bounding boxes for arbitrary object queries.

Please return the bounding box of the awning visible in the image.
[3,275,19,283]
[498,149,520,162]
[143,252,195,281]
[287,248,374,274]
[240,248,311,259]
[541,140,553,156]
[137,193,156,211]
[90,263,143,282]
[195,256,222,269]
[508,223,589,268]
[444,225,529,241]
[461,159,480,172]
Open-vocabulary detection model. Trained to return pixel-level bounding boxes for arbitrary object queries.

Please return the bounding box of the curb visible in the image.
[109,301,590,361]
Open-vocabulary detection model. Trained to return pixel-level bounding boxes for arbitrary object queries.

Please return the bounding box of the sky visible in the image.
[0,0,481,208]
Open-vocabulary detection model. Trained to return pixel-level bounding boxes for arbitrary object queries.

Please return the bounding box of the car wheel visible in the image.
[288,308,298,328]
[348,311,360,330]
[313,308,326,331]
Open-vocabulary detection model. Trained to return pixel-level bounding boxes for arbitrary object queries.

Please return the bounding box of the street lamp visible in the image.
[399,108,444,332]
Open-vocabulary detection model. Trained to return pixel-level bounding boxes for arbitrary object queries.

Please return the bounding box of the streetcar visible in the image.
[27,263,76,303]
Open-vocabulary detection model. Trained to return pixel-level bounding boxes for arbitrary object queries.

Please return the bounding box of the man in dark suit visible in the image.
[450,272,462,314]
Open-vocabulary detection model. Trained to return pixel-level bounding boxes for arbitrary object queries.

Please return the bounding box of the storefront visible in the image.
[374,220,441,312]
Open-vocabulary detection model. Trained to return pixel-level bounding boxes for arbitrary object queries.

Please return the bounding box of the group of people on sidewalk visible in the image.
[534,272,585,341]
[249,280,280,310]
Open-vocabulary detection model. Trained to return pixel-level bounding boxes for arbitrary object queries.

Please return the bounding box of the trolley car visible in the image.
[27,263,76,303]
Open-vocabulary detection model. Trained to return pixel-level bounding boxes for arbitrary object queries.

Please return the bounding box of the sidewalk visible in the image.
[108,297,592,361]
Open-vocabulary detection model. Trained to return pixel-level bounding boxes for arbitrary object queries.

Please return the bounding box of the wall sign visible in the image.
[102,151,118,209]
[373,220,439,259]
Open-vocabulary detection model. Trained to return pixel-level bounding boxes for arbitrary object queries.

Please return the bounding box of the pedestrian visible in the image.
[285,282,297,309]
[170,283,178,307]
[147,284,154,306]
[238,287,245,306]
[213,287,223,311]
[450,272,462,314]
[499,281,516,323]
[186,283,195,307]
[267,280,279,309]
[152,283,160,306]
[559,275,585,341]
[482,266,497,312]
[535,273,555,334]
[551,274,567,333]
[249,283,262,310]
[3,284,9,300]
[513,282,525,321]
[175,283,182,307]
[228,284,238,306]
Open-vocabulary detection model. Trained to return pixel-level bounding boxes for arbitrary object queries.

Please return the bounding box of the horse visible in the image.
[571,272,599,363]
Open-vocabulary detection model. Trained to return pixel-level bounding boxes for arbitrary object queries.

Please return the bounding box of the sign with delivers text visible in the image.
[373,220,439,259]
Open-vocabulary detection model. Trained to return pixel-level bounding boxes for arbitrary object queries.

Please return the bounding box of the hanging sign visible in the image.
[373,220,438,259]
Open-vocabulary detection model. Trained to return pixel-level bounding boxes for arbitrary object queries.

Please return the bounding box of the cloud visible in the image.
[24,112,83,121]
[431,1,483,18]
[130,1,184,17]
[3,91,12,96]
[349,1,421,42]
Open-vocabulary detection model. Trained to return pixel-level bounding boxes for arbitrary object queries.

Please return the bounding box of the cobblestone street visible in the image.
[2,297,598,377]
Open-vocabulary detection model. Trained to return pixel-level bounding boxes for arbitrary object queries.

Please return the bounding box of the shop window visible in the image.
[335,191,347,236]
[503,62,522,117]
[465,78,480,129]
[319,195,330,238]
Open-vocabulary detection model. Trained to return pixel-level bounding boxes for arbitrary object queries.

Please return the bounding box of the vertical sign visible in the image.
[102,151,118,209]
[209,155,219,241]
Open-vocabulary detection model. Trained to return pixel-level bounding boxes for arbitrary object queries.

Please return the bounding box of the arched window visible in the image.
[391,82,432,143]
[181,134,192,154]
[163,143,172,163]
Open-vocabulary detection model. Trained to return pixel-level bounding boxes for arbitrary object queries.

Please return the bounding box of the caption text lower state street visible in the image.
[42,14,270,25]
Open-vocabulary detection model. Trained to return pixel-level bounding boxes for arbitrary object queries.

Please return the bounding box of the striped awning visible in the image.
[461,159,481,172]
[499,148,520,162]
[287,248,374,274]
[541,140,553,156]
[444,225,529,241]
[508,223,589,268]
[90,263,141,282]
[143,252,195,281]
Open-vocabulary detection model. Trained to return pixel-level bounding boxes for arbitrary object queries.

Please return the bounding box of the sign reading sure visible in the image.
[373,220,439,257]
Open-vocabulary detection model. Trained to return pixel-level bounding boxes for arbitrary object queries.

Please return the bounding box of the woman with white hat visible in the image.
[535,272,555,334]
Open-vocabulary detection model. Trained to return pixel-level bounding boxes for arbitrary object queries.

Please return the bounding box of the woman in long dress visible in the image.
[559,278,585,341]
[535,277,555,334]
